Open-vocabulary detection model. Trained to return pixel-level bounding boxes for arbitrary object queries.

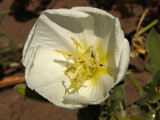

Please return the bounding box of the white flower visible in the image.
[22,7,130,109]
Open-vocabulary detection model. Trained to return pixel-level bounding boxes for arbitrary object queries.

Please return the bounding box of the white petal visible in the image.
[72,7,125,68]
[22,8,94,67]
[63,74,114,105]
[63,94,94,105]
[26,47,87,109]
[116,38,130,83]
[22,22,37,67]
[23,8,130,109]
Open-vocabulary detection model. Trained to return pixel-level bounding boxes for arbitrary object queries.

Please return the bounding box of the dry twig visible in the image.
[0,74,25,88]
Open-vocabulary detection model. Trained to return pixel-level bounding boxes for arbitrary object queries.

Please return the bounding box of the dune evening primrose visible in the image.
[22,7,130,109]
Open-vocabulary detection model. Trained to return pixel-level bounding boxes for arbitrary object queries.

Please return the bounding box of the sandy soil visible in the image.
[0,0,150,120]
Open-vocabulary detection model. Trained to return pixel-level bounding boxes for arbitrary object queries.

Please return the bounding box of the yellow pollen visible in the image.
[55,37,108,94]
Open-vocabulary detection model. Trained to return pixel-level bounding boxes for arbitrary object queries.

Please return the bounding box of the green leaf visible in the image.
[131,104,155,120]
[130,116,144,120]
[14,84,48,102]
[99,82,128,120]
[131,116,145,120]
[109,82,126,110]
[147,28,160,76]
[14,84,26,95]
[131,71,160,120]
[140,71,160,103]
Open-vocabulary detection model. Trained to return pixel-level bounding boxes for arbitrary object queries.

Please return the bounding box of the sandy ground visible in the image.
[0,88,78,120]
[0,0,150,120]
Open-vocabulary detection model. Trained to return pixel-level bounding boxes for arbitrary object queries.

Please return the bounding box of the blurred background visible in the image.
[0,0,159,120]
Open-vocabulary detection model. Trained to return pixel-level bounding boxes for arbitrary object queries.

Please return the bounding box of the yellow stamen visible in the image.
[55,37,111,94]
[71,37,82,48]
[55,50,72,55]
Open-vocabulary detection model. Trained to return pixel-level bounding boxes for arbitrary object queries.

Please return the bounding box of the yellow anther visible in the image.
[56,37,109,94]
[55,50,72,55]
[71,37,82,48]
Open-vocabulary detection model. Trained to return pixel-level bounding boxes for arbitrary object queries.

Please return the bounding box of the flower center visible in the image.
[55,37,106,94]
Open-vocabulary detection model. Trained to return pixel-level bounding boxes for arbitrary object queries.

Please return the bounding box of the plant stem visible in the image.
[127,71,142,93]
[135,8,149,39]
[136,8,149,35]
[120,101,126,117]
[138,19,159,36]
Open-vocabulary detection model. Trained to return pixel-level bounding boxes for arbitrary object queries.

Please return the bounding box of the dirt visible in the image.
[0,0,151,120]
[0,87,78,120]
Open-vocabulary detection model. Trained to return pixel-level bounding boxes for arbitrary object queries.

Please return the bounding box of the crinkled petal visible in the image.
[72,7,130,83]
[26,47,87,109]
[22,8,94,67]
[63,74,114,105]
[72,7,125,68]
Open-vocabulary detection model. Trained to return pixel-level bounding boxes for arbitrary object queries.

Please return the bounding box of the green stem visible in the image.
[138,19,158,35]
[134,19,159,37]
[127,71,142,93]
